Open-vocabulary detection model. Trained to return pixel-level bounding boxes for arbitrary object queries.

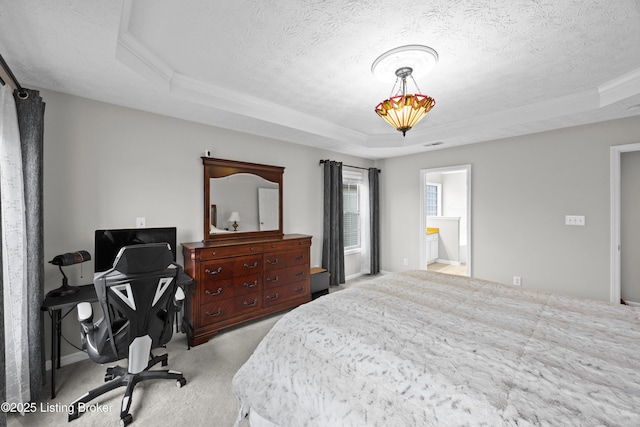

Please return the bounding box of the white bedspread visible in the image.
[232,271,640,426]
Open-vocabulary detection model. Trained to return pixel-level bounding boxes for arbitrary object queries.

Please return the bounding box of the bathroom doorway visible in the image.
[611,143,640,305]
[419,165,471,276]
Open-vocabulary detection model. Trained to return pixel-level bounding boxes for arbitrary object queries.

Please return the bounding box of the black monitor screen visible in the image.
[94,227,177,272]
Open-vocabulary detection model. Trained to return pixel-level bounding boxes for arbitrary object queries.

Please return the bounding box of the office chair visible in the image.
[68,243,187,426]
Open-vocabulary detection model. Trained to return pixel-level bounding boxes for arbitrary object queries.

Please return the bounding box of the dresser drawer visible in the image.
[286,248,309,267]
[264,248,308,271]
[199,291,262,326]
[200,272,261,304]
[197,244,264,260]
[264,264,308,289]
[200,254,262,282]
[264,238,311,251]
[264,280,309,308]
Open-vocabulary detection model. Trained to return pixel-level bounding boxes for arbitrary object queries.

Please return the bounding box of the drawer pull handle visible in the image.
[266,258,279,265]
[295,271,305,276]
[266,293,279,301]
[294,255,304,260]
[205,287,223,296]
[266,275,279,283]
[243,261,259,269]
[294,287,305,293]
[205,308,222,317]
[205,267,223,275]
[244,298,258,307]
[243,280,258,288]
[250,247,256,251]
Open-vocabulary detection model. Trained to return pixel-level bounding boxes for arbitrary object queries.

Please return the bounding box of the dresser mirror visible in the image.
[203,157,284,242]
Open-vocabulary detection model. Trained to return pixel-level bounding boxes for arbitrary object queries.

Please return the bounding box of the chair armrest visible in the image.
[77,302,97,337]
[174,286,185,311]
[77,302,93,323]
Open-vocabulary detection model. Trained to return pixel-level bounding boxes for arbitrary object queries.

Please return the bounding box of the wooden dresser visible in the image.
[181,234,312,346]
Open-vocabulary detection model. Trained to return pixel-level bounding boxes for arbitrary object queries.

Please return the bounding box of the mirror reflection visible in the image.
[210,173,279,234]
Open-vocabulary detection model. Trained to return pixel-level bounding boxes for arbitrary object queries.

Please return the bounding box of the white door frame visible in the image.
[419,164,472,276]
[610,143,640,303]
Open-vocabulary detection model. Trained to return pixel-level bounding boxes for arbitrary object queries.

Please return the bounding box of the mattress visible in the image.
[233,270,640,426]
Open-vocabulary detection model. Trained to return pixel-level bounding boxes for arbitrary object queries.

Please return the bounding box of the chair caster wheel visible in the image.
[176,378,187,388]
[120,413,133,426]
[105,373,115,381]
[68,409,79,422]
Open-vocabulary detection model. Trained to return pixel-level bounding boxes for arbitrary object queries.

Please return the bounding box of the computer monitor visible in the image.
[94,227,177,273]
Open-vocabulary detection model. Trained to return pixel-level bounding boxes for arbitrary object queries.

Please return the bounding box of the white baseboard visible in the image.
[346,272,363,281]
[625,300,640,307]
[45,350,88,371]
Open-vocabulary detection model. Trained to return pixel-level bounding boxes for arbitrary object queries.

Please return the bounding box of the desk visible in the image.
[41,284,97,399]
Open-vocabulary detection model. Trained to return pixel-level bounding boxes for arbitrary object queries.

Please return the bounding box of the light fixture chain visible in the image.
[389,76,401,98]
[410,74,422,94]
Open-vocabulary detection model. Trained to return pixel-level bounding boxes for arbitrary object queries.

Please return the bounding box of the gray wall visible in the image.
[379,116,640,301]
[41,89,373,360]
[41,87,640,362]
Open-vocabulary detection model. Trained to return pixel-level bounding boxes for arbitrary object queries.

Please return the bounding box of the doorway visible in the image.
[610,144,640,303]
[419,165,471,276]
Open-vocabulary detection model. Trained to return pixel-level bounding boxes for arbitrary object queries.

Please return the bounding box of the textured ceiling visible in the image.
[1,0,640,159]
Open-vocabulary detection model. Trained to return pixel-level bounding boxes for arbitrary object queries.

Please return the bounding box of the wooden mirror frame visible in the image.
[203,157,284,242]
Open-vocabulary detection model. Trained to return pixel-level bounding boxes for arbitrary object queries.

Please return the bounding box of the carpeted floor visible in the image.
[7,312,283,427]
[7,275,380,427]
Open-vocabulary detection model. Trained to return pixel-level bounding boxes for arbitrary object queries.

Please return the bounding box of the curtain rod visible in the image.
[319,159,381,173]
[0,53,28,99]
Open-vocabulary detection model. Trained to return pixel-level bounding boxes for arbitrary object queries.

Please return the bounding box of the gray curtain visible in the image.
[0,228,4,427]
[368,168,380,274]
[16,89,46,402]
[321,160,345,285]
[0,88,45,423]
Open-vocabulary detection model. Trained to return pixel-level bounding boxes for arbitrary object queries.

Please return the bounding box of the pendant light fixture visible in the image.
[372,45,438,136]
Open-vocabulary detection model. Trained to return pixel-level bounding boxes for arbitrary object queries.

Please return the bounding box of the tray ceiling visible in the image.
[1,0,640,159]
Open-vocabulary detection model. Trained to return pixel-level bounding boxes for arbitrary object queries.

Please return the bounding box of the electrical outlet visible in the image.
[136,217,146,228]
[403,258,408,266]
[565,215,585,226]
[513,276,522,286]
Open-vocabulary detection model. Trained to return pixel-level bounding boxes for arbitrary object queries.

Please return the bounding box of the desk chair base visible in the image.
[68,353,186,426]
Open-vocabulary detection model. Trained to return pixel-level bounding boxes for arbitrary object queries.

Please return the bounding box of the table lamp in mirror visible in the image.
[228,211,240,231]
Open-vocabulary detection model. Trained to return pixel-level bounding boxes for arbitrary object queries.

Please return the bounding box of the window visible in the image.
[343,174,361,251]
[426,182,442,217]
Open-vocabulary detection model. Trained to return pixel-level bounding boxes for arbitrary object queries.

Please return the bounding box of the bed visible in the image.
[232,270,640,426]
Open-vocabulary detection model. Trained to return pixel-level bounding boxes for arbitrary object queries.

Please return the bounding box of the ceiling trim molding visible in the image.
[115,0,640,153]
[116,0,173,89]
[598,67,640,107]
[116,0,367,145]
[115,31,173,90]
[169,73,368,144]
